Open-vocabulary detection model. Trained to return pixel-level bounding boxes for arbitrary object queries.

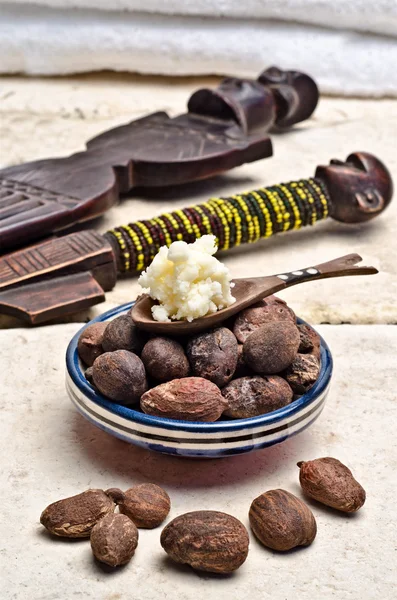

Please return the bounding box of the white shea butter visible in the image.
[138,235,236,322]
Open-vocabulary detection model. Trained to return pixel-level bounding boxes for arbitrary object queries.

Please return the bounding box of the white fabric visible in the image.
[1,4,396,96]
[3,0,397,37]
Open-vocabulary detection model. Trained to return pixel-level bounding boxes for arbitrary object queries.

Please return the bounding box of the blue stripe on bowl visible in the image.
[65,302,332,457]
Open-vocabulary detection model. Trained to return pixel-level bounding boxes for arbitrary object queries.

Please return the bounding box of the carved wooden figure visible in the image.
[0,151,391,325]
[0,67,318,253]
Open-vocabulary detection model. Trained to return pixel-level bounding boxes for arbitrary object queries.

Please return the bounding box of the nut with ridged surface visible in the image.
[77,322,107,366]
[161,510,249,573]
[249,489,317,551]
[40,489,116,538]
[298,324,321,360]
[284,354,320,394]
[297,457,366,512]
[140,377,227,422]
[90,513,139,567]
[222,375,293,418]
[119,483,171,528]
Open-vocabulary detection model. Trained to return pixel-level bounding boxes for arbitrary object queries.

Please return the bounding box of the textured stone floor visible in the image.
[0,74,396,599]
[1,324,396,600]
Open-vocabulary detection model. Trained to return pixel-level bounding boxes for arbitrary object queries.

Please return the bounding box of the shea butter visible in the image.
[138,235,235,322]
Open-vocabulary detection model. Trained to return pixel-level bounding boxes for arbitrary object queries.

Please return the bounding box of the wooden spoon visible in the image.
[131,254,377,335]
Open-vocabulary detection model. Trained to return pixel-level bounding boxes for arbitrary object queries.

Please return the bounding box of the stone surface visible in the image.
[0,73,397,327]
[0,323,396,599]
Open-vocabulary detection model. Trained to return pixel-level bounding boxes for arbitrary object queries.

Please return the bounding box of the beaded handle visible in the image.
[106,177,330,273]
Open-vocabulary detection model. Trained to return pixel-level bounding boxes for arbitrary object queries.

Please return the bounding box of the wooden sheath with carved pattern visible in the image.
[0,67,319,253]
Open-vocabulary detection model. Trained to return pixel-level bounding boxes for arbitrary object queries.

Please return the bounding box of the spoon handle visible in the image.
[275,253,378,288]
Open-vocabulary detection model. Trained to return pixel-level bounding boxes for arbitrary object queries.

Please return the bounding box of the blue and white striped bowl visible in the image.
[66,303,332,458]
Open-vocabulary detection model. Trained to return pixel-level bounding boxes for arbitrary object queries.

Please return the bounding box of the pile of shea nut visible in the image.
[40,458,366,573]
[78,298,320,420]
[78,236,321,421]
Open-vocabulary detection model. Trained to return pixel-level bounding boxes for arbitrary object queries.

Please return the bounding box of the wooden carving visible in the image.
[0,67,319,253]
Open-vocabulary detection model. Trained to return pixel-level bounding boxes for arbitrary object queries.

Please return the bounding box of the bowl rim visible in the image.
[66,302,333,433]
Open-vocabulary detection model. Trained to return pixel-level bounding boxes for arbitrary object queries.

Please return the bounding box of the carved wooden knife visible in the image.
[0,151,391,325]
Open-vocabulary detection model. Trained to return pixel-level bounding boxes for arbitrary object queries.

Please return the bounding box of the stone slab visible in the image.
[0,323,396,599]
[0,73,396,328]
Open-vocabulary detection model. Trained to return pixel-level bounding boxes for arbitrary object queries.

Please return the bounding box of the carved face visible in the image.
[188,77,276,135]
[257,67,319,128]
[315,152,393,223]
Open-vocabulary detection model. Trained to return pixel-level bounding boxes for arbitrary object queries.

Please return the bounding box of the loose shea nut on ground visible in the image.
[161,511,249,573]
[119,483,171,528]
[90,514,139,567]
[92,350,147,405]
[40,489,116,538]
[243,321,300,374]
[141,337,190,382]
[140,377,227,421]
[284,354,320,394]
[222,375,293,418]
[186,327,238,387]
[233,297,296,343]
[249,489,317,551]
[102,314,145,354]
[77,322,107,366]
[297,457,366,512]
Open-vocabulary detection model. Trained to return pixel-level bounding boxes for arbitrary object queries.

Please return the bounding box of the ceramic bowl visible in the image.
[66,302,332,458]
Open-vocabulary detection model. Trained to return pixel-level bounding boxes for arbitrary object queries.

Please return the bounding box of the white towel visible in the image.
[1,4,397,97]
[4,0,397,37]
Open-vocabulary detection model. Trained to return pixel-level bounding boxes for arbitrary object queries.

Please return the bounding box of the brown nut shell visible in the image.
[222,375,293,418]
[40,489,116,538]
[141,337,190,382]
[284,354,320,394]
[92,350,147,405]
[249,489,317,551]
[234,344,252,377]
[119,483,171,528]
[297,457,366,512]
[186,327,238,388]
[233,297,296,343]
[102,314,145,354]
[85,366,94,384]
[77,322,107,366]
[298,324,321,360]
[161,510,249,573]
[140,377,227,422]
[243,321,300,374]
[90,514,139,567]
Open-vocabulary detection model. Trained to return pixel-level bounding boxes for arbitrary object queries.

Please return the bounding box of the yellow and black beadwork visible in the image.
[106,177,330,273]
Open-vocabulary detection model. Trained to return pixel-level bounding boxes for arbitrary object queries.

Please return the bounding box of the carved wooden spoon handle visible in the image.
[276,253,378,287]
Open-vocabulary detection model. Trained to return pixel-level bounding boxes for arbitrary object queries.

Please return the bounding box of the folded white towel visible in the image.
[1,4,396,97]
[4,0,397,37]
